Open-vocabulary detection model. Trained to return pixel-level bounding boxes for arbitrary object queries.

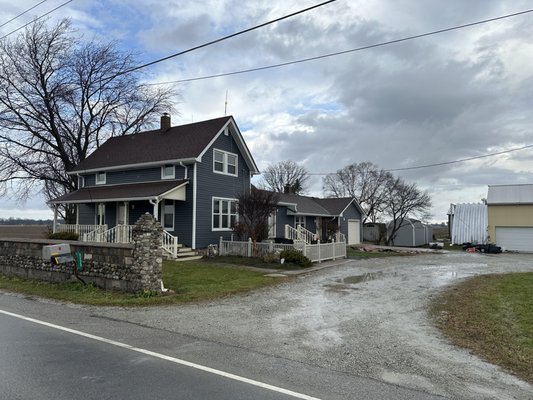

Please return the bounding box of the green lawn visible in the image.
[0,260,282,307]
[430,273,533,383]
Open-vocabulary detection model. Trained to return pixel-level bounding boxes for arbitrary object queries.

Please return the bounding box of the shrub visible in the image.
[279,249,312,268]
[262,252,280,263]
[47,232,79,241]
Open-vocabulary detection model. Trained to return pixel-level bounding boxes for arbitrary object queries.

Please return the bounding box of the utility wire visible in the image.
[0,0,49,29]
[299,144,533,175]
[145,8,533,86]
[102,0,337,81]
[0,0,74,41]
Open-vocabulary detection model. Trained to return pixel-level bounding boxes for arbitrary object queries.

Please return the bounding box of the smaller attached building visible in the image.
[487,184,533,252]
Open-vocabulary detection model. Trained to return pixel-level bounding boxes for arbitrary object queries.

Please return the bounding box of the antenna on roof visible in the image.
[224,90,228,116]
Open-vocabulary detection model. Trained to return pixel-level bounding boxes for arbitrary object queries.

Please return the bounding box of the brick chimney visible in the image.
[160,113,171,131]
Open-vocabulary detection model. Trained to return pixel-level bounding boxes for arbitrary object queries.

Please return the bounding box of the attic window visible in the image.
[161,164,175,179]
[213,149,238,177]
[96,172,106,185]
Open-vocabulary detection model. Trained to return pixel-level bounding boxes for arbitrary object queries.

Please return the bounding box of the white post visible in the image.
[332,241,336,260]
[53,205,58,233]
[248,238,252,257]
[317,239,321,263]
[219,236,223,256]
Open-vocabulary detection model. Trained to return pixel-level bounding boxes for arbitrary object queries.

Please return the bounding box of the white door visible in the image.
[495,227,533,252]
[348,219,361,245]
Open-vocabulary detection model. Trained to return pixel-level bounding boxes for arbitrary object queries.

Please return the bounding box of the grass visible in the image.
[0,260,282,307]
[204,255,307,270]
[346,246,411,259]
[430,273,533,383]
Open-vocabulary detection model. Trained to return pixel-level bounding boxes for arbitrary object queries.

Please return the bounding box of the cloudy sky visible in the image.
[1,0,532,222]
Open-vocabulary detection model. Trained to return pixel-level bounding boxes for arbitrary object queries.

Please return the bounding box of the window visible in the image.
[161,200,174,230]
[213,149,238,176]
[78,176,85,188]
[96,203,105,225]
[96,171,106,185]
[295,216,306,229]
[212,198,237,230]
[161,164,175,179]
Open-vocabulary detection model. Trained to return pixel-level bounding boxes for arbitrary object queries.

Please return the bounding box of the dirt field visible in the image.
[0,225,50,239]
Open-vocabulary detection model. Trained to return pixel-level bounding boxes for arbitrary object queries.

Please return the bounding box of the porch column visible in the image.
[150,198,160,220]
[76,204,80,233]
[124,201,129,225]
[53,204,58,233]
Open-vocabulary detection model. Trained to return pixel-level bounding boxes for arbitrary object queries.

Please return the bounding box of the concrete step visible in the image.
[177,250,197,257]
[174,255,203,262]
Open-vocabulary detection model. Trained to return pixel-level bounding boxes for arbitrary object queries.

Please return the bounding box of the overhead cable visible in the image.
[0,0,49,29]
[145,8,533,85]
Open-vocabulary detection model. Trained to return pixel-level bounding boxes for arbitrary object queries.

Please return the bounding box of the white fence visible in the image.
[219,237,346,263]
[57,224,106,236]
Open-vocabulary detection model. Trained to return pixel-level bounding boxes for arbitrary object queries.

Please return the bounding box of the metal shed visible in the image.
[388,218,432,247]
[448,203,487,244]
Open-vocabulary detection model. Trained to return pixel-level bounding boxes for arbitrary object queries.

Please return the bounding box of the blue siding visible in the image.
[339,202,362,241]
[275,207,293,238]
[78,204,95,224]
[81,164,189,187]
[194,132,251,248]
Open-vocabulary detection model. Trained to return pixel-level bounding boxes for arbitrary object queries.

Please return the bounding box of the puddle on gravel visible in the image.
[337,270,399,284]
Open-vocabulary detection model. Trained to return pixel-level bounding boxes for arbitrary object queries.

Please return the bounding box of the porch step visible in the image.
[177,250,197,257]
[173,255,203,262]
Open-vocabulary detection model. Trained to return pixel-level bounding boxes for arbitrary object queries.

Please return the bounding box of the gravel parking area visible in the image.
[95,252,533,399]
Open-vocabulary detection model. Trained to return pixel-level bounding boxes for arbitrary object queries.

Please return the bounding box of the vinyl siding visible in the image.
[275,207,294,238]
[338,203,362,238]
[78,204,96,225]
[194,132,251,248]
[81,165,188,187]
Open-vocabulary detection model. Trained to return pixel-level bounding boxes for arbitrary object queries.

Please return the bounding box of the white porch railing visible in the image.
[161,230,179,258]
[56,224,106,236]
[82,224,133,244]
[219,237,346,263]
[284,224,317,244]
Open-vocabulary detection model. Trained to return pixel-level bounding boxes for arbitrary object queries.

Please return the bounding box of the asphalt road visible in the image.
[0,293,441,400]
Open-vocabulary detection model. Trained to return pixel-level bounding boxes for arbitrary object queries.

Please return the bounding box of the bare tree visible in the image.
[383,177,432,245]
[233,187,280,247]
[0,19,176,221]
[260,160,309,194]
[322,162,393,223]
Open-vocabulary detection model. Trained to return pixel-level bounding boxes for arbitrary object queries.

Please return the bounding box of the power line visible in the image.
[0,0,49,29]
[102,0,337,81]
[0,0,75,41]
[297,144,533,175]
[144,8,533,86]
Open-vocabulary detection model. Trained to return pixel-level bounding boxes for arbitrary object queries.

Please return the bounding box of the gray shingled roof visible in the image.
[50,180,188,203]
[70,116,235,173]
[276,192,361,216]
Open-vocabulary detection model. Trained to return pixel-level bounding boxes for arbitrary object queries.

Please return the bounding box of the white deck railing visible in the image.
[161,230,178,258]
[57,224,106,236]
[82,224,133,244]
[284,224,317,244]
[219,237,346,263]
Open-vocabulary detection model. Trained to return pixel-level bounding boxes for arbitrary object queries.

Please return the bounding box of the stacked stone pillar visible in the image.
[132,213,163,292]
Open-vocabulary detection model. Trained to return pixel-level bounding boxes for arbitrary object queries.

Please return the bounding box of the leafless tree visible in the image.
[322,162,393,223]
[260,160,309,194]
[0,19,176,221]
[233,187,280,247]
[383,177,432,245]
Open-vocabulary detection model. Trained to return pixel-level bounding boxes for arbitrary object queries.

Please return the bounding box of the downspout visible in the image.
[149,198,160,220]
[179,162,188,179]
[192,162,198,249]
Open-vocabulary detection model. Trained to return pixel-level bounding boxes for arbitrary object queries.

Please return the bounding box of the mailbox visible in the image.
[43,244,74,265]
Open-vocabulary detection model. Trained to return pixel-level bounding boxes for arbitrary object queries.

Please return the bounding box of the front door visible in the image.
[117,202,128,225]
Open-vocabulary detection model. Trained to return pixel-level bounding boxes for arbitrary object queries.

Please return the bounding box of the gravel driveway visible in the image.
[95,252,533,399]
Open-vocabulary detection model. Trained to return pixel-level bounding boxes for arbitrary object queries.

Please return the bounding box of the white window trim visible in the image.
[161,164,175,180]
[96,171,106,185]
[161,199,175,231]
[212,196,238,231]
[295,215,306,229]
[78,176,85,188]
[213,149,238,177]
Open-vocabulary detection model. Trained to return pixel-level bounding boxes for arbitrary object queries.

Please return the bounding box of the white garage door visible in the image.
[347,219,361,245]
[495,227,533,252]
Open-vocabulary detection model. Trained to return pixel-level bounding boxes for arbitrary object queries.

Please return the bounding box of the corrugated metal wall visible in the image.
[451,203,487,244]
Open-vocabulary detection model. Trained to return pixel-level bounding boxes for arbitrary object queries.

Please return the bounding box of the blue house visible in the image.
[51,115,259,254]
[268,191,364,245]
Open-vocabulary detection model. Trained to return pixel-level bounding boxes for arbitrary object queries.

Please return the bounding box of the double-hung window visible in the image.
[161,164,175,179]
[96,171,106,185]
[161,200,174,230]
[212,198,237,230]
[295,216,306,229]
[213,149,238,176]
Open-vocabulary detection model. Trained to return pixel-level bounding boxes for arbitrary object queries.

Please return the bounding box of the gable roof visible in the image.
[487,184,533,205]
[274,191,365,217]
[69,116,259,175]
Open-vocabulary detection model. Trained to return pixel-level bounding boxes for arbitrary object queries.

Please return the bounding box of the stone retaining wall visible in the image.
[0,213,163,293]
